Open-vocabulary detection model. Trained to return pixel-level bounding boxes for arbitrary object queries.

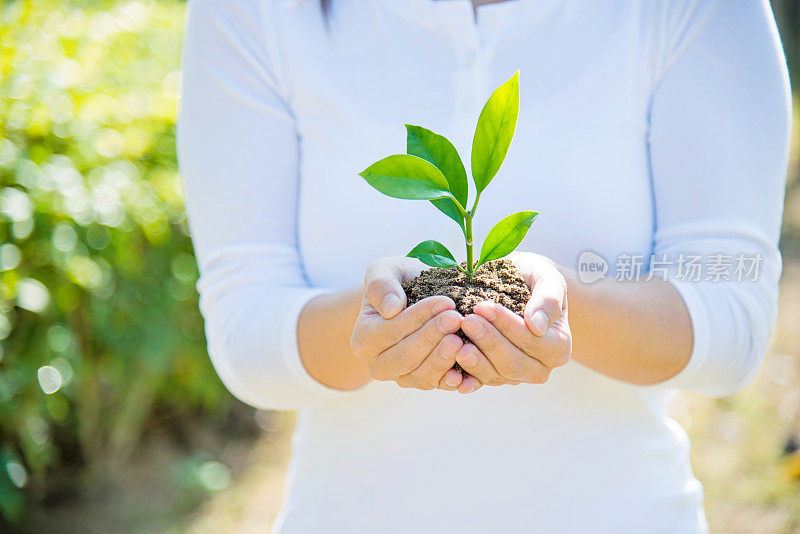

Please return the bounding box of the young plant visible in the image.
[359,71,537,279]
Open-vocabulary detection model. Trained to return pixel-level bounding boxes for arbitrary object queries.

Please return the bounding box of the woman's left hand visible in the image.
[455,252,572,393]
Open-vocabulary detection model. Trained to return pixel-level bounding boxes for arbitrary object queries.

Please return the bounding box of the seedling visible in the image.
[359,71,537,279]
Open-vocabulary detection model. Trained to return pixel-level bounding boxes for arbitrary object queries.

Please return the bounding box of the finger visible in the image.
[373,310,462,379]
[523,266,567,336]
[473,301,570,368]
[354,296,456,358]
[461,314,550,383]
[472,377,483,392]
[396,334,463,390]
[364,257,422,318]
[458,373,483,394]
[454,342,505,386]
[438,368,464,391]
[548,310,573,366]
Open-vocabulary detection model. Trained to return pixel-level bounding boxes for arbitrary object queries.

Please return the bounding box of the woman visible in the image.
[177,1,790,532]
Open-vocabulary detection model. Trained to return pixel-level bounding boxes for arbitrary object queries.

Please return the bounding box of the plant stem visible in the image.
[449,196,469,218]
[465,213,474,279]
[470,191,482,216]
[464,191,481,279]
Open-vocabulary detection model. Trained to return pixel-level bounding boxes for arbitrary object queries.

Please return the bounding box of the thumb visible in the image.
[524,269,566,336]
[364,257,412,319]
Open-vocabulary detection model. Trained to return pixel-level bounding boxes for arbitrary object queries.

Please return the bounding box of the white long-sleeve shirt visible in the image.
[177,1,791,532]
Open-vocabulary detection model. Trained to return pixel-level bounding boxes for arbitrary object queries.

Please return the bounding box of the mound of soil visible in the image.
[402,259,530,346]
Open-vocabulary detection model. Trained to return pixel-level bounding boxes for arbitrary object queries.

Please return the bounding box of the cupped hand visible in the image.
[454,252,572,393]
[349,257,467,391]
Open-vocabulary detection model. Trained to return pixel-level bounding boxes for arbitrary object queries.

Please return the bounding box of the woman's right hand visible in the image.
[350,257,466,391]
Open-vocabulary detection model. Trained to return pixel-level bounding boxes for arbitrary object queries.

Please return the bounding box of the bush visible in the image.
[0,0,229,522]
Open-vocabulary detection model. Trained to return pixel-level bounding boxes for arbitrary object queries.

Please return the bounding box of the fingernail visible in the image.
[461,350,478,368]
[441,338,459,358]
[531,310,549,335]
[381,293,402,317]
[445,372,461,387]
[463,316,485,339]
[438,312,460,333]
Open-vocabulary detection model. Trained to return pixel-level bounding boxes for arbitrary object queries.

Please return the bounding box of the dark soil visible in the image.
[403,259,531,348]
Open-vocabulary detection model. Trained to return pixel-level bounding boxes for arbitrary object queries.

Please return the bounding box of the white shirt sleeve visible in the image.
[650,0,791,397]
[176,0,348,410]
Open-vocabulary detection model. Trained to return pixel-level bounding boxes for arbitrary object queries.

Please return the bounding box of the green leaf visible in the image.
[359,154,452,200]
[477,210,538,268]
[406,125,468,229]
[471,71,520,194]
[407,240,459,269]
[431,198,466,233]
[406,125,468,205]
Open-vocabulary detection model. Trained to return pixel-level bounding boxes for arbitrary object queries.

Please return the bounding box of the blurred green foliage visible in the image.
[0,0,230,523]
